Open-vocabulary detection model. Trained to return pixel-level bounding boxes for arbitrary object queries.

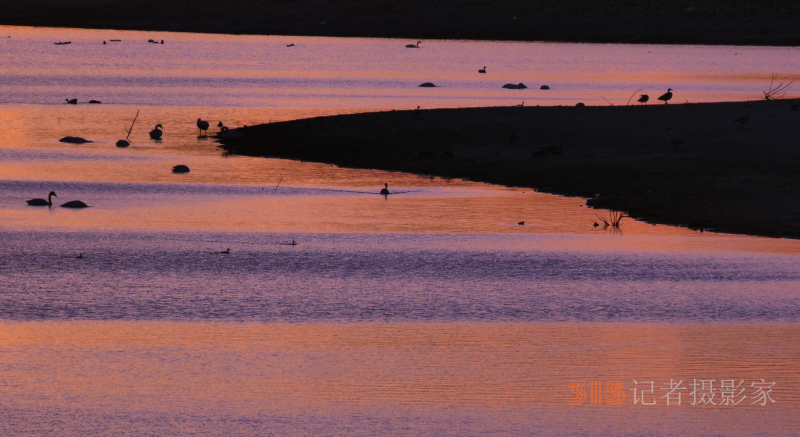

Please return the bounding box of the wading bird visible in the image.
[658,88,673,104]
[149,124,163,140]
[732,104,751,129]
[637,94,649,105]
[405,41,421,48]
[26,191,57,206]
[196,118,210,136]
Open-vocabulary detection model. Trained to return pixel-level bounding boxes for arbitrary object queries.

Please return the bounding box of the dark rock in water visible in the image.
[59,136,91,144]
[540,85,550,90]
[88,100,102,104]
[419,82,437,87]
[576,102,585,107]
[502,83,527,89]
[116,139,130,147]
[172,165,190,173]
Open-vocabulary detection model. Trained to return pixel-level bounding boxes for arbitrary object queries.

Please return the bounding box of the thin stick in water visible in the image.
[126,110,140,140]
[274,176,283,193]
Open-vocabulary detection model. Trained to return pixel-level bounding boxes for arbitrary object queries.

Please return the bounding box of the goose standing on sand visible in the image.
[406,41,421,48]
[658,88,673,105]
[732,104,751,129]
[61,200,89,208]
[149,124,163,139]
[26,191,57,206]
[380,183,390,195]
[196,118,210,136]
[637,94,649,105]
[479,66,486,74]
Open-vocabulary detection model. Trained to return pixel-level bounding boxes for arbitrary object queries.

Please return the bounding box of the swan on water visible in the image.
[380,183,390,195]
[26,191,57,206]
[405,41,421,48]
[197,118,210,136]
[220,126,242,140]
[658,88,673,104]
[61,200,89,208]
[221,248,230,254]
[149,124,163,139]
[66,98,77,104]
[478,66,486,73]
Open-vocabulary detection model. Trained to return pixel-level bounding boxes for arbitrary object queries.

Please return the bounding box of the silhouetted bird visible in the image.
[638,94,649,105]
[61,200,89,208]
[221,248,230,254]
[518,221,524,225]
[149,124,163,139]
[26,191,57,206]
[405,41,421,48]
[196,118,210,135]
[732,105,751,129]
[217,121,224,127]
[479,66,486,74]
[380,183,390,195]
[658,88,673,104]
[65,98,77,104]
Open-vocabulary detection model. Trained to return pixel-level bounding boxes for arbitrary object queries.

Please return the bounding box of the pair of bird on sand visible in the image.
[26,191,88,208]
[637,88,673,105]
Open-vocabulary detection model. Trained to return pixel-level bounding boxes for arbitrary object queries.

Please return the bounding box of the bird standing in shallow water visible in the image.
[26,191,57,206]
[732,104,751,129]
[149,124,163,139]
[196,118,210,136]
[658,88,673,104]
[637,94,649,105]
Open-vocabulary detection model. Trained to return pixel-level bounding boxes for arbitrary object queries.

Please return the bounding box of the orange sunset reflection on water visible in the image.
[1,25,800,436]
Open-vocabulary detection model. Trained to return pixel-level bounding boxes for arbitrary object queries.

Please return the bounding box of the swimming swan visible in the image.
[26,191,57,206]
[149,124,163,139]
[61,200,89,208]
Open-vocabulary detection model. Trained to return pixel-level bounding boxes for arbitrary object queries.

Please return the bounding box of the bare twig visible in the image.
[600,96,616,106]
[626,89,643,106]
[126,110,139,140]
[763,74,793,100]
[595,211,627,228]
[273,176,283,193]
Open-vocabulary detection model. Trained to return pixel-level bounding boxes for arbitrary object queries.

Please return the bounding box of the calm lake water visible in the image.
[0,25,799,436]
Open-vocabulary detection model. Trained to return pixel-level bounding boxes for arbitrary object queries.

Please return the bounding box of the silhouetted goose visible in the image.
[61,200,89,208]
[221,248,230,254]
[26,191,57,206]
[732,104,751,129]
[478,66,486,74]
[66,98,77,104]
[405,41,421,48]
[196,118,210,135]
[638,94,649,105]
[380,183,390,195]
[149,124,163,139]
[658,88,673,104]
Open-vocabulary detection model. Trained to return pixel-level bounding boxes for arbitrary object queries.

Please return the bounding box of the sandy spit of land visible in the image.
[218,99,800,239]
[2,0,800,46]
